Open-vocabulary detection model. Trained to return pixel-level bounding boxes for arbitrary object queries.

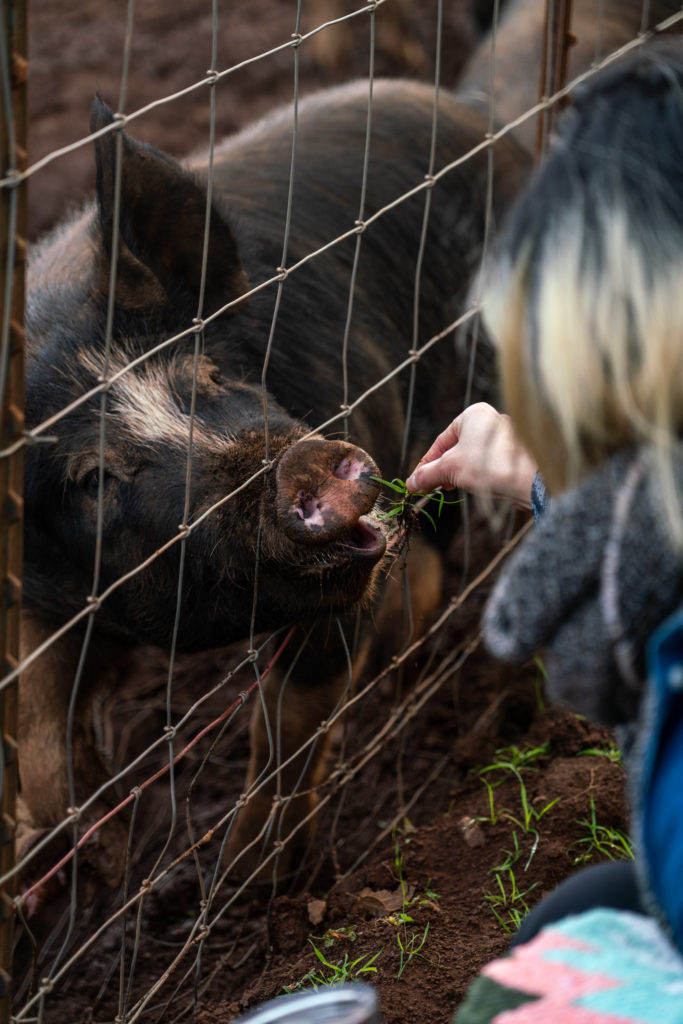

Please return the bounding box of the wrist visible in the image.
[500,454,538,510]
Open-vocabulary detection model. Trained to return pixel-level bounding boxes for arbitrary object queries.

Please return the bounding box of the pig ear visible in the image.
[90,95,248,316]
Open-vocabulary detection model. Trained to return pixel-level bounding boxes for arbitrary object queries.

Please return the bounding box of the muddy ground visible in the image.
[17,2,630,1022]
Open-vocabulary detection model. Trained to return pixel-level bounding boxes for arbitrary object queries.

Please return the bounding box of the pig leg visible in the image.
[224,538,444,881]
[17,613,129,898]
[374,535,444,657]
[223,626,370,882]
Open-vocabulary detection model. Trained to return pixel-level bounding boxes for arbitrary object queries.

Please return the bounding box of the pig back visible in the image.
[192,79,531,471]
[458,0,682,155]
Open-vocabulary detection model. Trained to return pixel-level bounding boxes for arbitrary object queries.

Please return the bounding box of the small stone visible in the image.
[307,898,327,926]
[458,816,485,848]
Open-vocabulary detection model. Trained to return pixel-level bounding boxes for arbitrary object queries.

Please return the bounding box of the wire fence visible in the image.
[1,1,682,1021]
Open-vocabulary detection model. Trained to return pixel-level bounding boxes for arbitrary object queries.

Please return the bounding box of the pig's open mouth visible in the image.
[336,515,386,559]
[295,513,387,579]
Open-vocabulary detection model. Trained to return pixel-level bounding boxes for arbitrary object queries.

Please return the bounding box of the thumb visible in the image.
[405,469,422,492]
[406,458,444,494]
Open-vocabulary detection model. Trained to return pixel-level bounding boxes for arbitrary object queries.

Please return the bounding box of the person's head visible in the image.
[483,39,683,526]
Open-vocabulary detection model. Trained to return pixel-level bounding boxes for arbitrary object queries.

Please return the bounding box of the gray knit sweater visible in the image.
[483,448,683,726]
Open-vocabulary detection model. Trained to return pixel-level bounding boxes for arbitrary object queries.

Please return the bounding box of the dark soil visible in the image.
[27,0,482,241]
[16,3,630,1023]
[13,521,629,1024]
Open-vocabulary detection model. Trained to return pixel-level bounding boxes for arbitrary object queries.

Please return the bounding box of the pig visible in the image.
[459,0,681,155]
[18,76,531,894]
[22,0,683,898]
[22,0,682,896]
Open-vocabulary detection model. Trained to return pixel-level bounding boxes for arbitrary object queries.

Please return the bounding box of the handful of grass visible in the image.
[370,475,461,531]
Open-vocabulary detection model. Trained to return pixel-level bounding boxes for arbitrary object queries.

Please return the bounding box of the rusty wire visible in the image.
[0,1,25,1020]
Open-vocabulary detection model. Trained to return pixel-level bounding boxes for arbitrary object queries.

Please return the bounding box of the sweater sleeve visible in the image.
[530,471,550,521]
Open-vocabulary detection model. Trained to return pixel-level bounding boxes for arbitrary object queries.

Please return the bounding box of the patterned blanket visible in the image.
[454,909,683,1024]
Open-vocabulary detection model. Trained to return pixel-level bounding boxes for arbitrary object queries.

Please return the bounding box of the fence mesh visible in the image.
[0,1,681,1021]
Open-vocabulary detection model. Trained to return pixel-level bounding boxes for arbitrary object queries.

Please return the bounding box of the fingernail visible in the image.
[406,473,418,492]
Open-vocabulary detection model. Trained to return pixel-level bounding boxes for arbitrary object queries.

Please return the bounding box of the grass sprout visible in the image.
[577,745,623,765]
[473,744,559,933]
[283,940,382,993]
[389,835,441,980]
[396,922,431,980]
[475,744,557,833]
[570,794,634,865]
[484,869,539,934]
[371,475,461,532]
[492,830,523,875]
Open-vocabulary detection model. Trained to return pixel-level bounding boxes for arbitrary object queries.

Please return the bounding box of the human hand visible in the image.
[406,402,538,510]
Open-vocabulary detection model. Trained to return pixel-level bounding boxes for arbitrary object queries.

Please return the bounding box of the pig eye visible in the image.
[80,468,114,499]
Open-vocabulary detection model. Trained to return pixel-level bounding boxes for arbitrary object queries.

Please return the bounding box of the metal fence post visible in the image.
[0,0,27,1018]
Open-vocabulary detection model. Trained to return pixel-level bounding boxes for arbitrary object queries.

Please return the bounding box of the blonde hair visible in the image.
[483,40,683,540]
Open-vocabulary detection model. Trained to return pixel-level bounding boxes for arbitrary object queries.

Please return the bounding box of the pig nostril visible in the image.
[332,456,363,481]
[297,492,326,528]
[299,495,317,519]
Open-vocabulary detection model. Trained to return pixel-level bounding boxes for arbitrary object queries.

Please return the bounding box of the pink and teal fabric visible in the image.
[455,909,683,1024]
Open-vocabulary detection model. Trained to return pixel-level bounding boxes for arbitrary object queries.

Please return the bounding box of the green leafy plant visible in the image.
[492,830,524,874]
[570,794,634,865]
[388,836,441,980]
[483,832,540,933]
[283,940,381,993]
[577,745,623,765]
[474,744,558,836]
[496,743,552,770]
[472,744,561,933]
[371,475,461,532]
[484,867,539,934]
[396,922,431,980]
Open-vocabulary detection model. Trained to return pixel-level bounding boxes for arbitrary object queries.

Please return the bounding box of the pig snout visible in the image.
[275,439,386,558]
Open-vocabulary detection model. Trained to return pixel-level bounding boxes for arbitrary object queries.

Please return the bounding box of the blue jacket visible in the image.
[638,609,683,953]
